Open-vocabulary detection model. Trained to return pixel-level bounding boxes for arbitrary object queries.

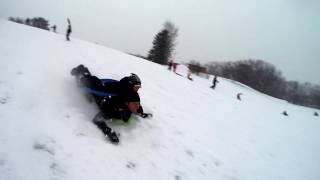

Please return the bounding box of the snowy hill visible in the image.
[0,19,320,180]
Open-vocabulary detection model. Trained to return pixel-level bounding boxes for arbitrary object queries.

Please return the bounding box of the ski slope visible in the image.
[0,19,319,180]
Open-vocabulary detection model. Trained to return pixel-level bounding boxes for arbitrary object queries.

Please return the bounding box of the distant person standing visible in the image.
[51,25,57,33]
[168,60,173,71]
[237,93,242,101]
[173,63,178,73]
[66,18,72,41]
[210,75,219,89]
[187,68,193,81]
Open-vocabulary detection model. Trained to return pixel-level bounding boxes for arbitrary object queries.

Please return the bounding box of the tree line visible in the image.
[8,17,50,31]
[205,59,320,109]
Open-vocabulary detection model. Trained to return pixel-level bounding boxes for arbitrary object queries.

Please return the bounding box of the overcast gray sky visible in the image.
[1,0,319,84]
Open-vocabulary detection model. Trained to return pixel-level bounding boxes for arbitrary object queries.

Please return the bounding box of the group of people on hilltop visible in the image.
[71,65,151,143]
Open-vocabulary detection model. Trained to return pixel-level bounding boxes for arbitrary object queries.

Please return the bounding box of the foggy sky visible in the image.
[1,0,319,84]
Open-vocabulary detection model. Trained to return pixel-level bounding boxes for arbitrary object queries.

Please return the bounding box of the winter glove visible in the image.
[140,113,153,118]
[137,106,144,114]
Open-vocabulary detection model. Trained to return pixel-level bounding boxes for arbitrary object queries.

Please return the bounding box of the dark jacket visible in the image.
[67,25,72,34]
[99,95,132,122]
[102,77,144,115]
[80,75,142,121]
[101,77,134,96]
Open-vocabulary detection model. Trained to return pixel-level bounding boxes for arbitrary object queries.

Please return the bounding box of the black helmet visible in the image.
[128,73,141,85]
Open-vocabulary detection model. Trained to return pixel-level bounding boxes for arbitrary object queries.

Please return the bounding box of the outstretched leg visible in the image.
[93,112,119,143]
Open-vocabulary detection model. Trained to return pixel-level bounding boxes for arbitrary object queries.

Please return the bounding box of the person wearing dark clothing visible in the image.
[173,63,178,73]
[117,74,149,117]
[98,72,148,115]
[237,93,242,101]
[168,60,173,71]
[51,25,57,33]
[92,90,141,143]
[71,64,149,117]
[66,18,72,41]
[70,65,151,143]
[210,75,219,89]
[91,73,144,114]
[94,91,141,122]
[100,73,142,97]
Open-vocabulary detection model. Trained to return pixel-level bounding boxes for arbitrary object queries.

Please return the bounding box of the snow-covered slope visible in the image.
[0,19,319,180]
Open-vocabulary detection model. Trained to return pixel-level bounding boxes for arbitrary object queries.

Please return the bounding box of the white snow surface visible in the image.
[0,20,320,180]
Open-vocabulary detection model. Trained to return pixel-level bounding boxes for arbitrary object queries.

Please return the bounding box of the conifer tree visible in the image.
[148,29,170,65]
[148,21,178,65]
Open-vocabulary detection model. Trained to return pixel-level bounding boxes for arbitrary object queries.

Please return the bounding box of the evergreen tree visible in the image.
[25,18,31,25]
[31,17,50,30]
[148,29,170,65]
[164,21,178,57]
[8,17,24,24]
[148,21,178,65]
[8,16,50,31]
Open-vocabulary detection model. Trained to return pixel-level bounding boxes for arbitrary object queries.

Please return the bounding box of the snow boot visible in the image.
[93,119,119,144]
[70,64,91,77]
[104,127,119,144]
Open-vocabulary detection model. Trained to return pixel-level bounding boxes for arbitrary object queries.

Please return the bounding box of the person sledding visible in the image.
[92,91,141,143]
[70,64,152,143]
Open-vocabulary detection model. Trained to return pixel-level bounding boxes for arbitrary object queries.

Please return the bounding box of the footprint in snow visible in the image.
[0,83,10,104]
[0,158,5,166]
[213,158,221,167]
[33,137,56,156]
[76,132,86,137]
[0,158,14,178]
[126,162,136,169]
[185,150,194,158]
[0,98,8,104]
[0,93,9,104]
[50,162,66,180]
[170,170,185,180]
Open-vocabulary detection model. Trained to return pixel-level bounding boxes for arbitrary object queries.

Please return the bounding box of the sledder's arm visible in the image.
[140,113,153,118]
[136,106,153,118]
